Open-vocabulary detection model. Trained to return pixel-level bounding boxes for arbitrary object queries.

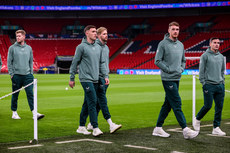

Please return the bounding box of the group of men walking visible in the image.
[69,25,122,136]
[2,21,226,138]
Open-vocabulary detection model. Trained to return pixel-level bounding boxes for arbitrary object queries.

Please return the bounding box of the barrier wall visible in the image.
[117,69,230,75]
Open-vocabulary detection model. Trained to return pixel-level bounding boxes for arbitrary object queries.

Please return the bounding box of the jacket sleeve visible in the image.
[30,47,33,74]
[181,49,186,72]
[154,42,170,73]
[69,45,83,81]
[0,54,2,71]
[221,56,225,84]
[199,54,206,85]
[7,46,14,76]
[99,48,108,79]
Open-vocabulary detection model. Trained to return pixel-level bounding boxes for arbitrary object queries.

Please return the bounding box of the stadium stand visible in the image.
[25,38,127,71]
[1,14,230,72]
[0,35,11,72]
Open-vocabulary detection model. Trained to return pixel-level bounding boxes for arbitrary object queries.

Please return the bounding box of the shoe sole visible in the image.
[110,125,122,134]
[37,115,45,120]
[212,132,226,136]
[152,133,170,138]
[184,131,199,139]
[12,117,21,119]
[76,130,91,135]
[93,132,103,137]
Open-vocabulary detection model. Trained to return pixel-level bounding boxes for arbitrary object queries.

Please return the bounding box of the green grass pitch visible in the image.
[0,74,230,152]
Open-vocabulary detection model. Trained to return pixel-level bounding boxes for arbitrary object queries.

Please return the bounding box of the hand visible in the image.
[69,81,75,88]
[11,75,13,79]
[105,78,110,85]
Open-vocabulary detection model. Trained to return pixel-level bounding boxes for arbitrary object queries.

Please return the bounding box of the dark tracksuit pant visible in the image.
[196,83,225,128]
[80,78,111,128]
[80,82,99,128]
[156,81,187,129]
[11,74,34,111]
[96,77,111,120]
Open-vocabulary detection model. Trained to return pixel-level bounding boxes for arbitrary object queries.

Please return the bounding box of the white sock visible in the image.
[107,118,113,126]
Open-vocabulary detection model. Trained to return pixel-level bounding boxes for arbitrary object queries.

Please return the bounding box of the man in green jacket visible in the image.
[193,37,226,136]
[7,29,44,120]
[69,25,109,137]
[152,22,198,139]
[86,27,122,134]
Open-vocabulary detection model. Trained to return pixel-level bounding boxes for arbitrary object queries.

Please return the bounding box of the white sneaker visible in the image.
[76,126,91,135]
[193,118,200,131]
[33,112,45,120]
[152,127,170,138]
[212,127,226,136]
[183,127,199,139]
[87,123,93,131]
[12,111,21,119]
[93,128,103,137]
[110,123,122,134]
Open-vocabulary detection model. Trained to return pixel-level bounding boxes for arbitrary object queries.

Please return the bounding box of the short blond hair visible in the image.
[97,27,107,35]
[169,21,180,28]
[15,30,26,35]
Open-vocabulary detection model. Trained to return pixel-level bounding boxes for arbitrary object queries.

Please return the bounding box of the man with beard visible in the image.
[152,22,198,139]
[7,29,44,120]
[86,27,122,134]
[69,25,109,136]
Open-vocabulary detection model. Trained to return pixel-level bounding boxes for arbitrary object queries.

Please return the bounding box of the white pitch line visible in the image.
[124,145,157,151]
[8,144,43,150]
[225,122,230,125]
[225,90,230,93]
[171,151,186,153]
[206,134,230,138]
[167,128,182,132]
[55,138,112,144]
[86,139,113,144]
[200,124,213,127]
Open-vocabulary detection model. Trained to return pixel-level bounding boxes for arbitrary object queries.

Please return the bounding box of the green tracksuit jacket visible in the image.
[7,42,33,76]
[69,37,108,82]
[199,48,225,85]
[96,39,110,78]
[155,33,186,81]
